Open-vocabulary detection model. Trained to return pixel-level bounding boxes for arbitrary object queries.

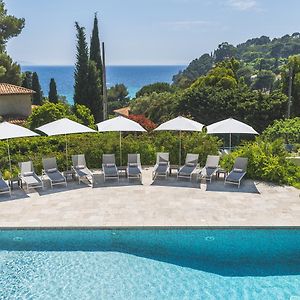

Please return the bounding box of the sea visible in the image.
[21,65,185,104]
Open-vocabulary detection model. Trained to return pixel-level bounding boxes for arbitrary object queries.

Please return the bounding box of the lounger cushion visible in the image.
[129,163,138,167]
[201,167,217,178]
[156,165,168,174]
[128,166,141,176]
[23,171,34,177]
[23,174,41,185]
[105,163,116,168]
[47,168,57,173]
[47,172,66,183]
[226,171,245,182]
[179,165,196,176]
[159,161,168,166]
[76,165,85,169]
[104,166,118,176]
[233,168,244,173]
[186,162,196,167]
[76,167,92,177]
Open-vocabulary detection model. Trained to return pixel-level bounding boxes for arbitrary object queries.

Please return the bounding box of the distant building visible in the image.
[0,83,35,119]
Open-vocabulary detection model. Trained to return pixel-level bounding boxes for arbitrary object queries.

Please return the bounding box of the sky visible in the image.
[6,0,300,66]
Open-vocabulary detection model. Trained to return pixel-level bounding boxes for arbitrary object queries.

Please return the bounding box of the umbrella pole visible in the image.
[65,134,68,170]
[7,139,12,177]
[229,133,232,150]
[119,131,122,166]
[179,130,182,167]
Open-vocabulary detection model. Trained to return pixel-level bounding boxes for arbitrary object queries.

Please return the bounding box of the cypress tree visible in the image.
[90,13,103,72]
[48,78,58,103]
[21,71,32,89]
[31,72,43,105]
[87,60,102,122]
[74,22,89,106]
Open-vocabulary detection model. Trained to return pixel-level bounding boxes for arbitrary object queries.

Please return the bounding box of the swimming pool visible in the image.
[1,229,300,299]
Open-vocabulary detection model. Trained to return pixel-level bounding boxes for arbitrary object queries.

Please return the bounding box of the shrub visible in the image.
[221,138,300,188]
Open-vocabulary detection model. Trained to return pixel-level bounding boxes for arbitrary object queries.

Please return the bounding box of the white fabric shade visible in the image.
[36,118,96,136]
[154,116,204,132]
[96,116,146,132]
[36,118,96,170]
[97,116,146,166]
[0,121,39,140]
[206,118,258,135]
[154,116,205,165]
[0,122,39,175]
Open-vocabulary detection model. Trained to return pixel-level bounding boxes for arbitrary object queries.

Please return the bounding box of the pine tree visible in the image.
[74,22,89,106]
[48,78,58,103]
[87,60,102,122]
[31,72,43,105]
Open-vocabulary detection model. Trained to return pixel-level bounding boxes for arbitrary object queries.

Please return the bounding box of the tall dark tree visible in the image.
[21,71,32,89]
[48,78,58,103]
[87,60,102,122]
[74,22,89,106]
[31,72,42,105]
[90,13,103,71]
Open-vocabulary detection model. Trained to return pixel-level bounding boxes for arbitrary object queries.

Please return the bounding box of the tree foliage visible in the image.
[0,52,22,85]
[74,22,89,106]
[136,82,174,98]
[31,72,43,105]
[107,84,130,115]
[48,78,58,103]
[0,0,25,51]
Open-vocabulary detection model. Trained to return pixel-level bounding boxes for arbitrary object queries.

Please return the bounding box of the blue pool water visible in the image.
[1,229,300,299]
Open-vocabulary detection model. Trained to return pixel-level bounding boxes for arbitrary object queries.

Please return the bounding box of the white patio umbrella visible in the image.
[96,116,146,166]
[0,122,39,175]
[36,118,96,169]
[206,117,259,149]
[154,116,205,165]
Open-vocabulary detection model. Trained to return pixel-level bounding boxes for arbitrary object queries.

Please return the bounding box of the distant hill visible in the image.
[173,32,300,88]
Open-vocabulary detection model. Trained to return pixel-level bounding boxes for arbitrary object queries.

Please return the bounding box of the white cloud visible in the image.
[227,0,257,11]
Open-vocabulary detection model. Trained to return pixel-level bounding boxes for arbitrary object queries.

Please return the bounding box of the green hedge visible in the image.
[0,132,221,178]
[221,138,300,189]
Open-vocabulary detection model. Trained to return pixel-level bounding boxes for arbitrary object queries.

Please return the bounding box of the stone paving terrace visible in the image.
[0,168,299,228]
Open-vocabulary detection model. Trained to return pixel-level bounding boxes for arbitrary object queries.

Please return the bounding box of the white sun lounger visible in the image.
[152,152,170,180]
[19,161,44,192]
[177,153,199,181]
[225,157,248,188]
[42,157,67,188]
[102,154,119,182]
[127,154,142,182]
[72,154,93,185]
[200,155,220,183]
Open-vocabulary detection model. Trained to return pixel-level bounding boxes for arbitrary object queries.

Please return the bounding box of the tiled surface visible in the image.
[0,168,299,228]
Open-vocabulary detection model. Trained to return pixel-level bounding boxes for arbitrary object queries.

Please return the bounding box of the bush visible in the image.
[262,117,300,144]
[0,132,221,178]
[221,138,300,188]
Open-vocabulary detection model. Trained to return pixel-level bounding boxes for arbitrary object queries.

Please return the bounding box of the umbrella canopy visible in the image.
[0,122,39,174]
[154,116,205,165]
[36,118,96,136]
[96,116,146,165]
[97,116,146,132]
[207,118,259,149]
[154,116,204,132]
[36,118,96,169]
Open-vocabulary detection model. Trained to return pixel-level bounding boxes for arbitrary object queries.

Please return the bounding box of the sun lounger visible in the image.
[72,154,93,185]
[42,157,67,188]
[225,157,248,188]
[102,154,119,182]
[152,152,170,180]
[19,161,43,192]
[200,155,220,183]
[0,172,11,196]
[127,154,142,182]
[177,153,199,181]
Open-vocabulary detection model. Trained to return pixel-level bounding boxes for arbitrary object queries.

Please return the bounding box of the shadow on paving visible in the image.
[0,188,29,203]
[205,179,260,194]
[151,177,200,189]
[92,173,142,188]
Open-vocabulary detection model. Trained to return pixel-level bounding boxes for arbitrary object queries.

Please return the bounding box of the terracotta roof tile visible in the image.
[0,83,35,95]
